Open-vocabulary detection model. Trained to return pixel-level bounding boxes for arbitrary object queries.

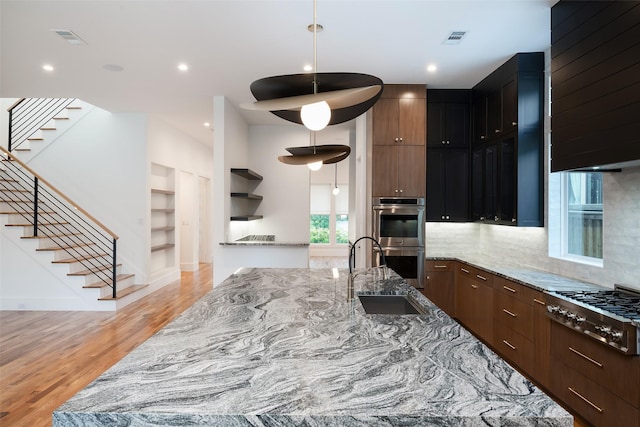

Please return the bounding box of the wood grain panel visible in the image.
[0,264,212,426]
[551,0,640,171]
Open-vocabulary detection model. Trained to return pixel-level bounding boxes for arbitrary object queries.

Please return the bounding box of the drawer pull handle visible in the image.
[533,298,546,306]
[503,309,517,317]
[502,340,516,350]
[434,265,448,269]
[503,285,516,293]
[476,274,487,281]
[569,347,604,368]
[568,387,603,413]
[471,284,478,289]
[460,268,470,274]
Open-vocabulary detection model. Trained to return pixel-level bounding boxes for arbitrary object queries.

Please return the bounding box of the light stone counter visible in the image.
[53,268,572,426]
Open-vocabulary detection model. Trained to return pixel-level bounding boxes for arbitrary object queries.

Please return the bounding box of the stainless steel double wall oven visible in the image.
[373,197,425,289]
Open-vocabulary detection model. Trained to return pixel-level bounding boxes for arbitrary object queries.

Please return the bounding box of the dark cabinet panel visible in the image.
[551,0,640,171]
[470,53,544,227]
[427,90,470,148]
[426,149,469,222]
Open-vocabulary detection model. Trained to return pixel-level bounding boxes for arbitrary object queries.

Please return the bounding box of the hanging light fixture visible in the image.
[332,163,340,195]
[242,0,382,167]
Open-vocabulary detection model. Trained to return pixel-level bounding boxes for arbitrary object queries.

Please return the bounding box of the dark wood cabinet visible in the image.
[551,1,640,171]
[424,260,456,317]
[372,145,425,197]
[470,53,544,227]
[373,85,426,146]
[372,84,426,198]
[551,322,640,427]
[455,265,493,344]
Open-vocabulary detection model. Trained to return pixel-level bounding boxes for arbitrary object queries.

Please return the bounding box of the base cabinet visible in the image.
[424,260,456,317]
[551,322,640,427]
[455,265,493,344]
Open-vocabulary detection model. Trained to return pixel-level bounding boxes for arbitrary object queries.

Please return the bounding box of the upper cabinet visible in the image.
[373,85,426,146]
[551,0,640,171]
[426,89,471,222]
[372,84,426,197]
[471,53,544,227]
[427,90,470,148]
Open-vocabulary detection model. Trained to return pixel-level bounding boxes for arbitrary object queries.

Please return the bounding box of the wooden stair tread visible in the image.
[52,253,108,263]
[28,137,44,141]
[52,117,69,120]
[21,233,81,239]
[66,106,82,110]
[0,210,55,215]
[68,263,122,276]
[6,223,67,228]
[98,284,148,301]
[14,148,31,152]
[40,127,57,130]
[83,273,135,288]
[36,243,95,251]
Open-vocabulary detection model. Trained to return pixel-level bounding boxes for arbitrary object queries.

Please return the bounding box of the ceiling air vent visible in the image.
[443,31,467,45]
[51,29,86,45]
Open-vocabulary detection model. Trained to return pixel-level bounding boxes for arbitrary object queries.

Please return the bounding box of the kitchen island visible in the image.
[53,268,572,426]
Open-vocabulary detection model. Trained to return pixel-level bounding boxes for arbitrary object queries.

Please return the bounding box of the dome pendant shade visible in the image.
[278,144,351,165]
[245,72,383,126]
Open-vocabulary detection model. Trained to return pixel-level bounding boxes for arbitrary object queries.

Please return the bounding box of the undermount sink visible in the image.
[358,294,426,315]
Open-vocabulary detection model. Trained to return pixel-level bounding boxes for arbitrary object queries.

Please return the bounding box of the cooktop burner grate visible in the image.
[554,287,640,321]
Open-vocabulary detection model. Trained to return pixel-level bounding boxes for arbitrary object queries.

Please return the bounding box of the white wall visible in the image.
[147,115,213,281]
[25,108,148,279]
[213,100,311,285]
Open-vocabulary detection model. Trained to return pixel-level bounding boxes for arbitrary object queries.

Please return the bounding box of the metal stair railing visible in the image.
[0,147,120,298]
[7,98,78,152]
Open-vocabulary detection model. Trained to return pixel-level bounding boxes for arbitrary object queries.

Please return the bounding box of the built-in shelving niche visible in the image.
[150,163,176,272]
[230,168,263,221]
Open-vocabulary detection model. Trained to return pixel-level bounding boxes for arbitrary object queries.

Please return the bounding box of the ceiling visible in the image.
[0,0,556,146]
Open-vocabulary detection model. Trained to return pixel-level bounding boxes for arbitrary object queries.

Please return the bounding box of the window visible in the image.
[310,184,349,245]
[563,172,603,260]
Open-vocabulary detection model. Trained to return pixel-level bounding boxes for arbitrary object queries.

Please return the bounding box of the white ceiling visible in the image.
[0,0,555,146]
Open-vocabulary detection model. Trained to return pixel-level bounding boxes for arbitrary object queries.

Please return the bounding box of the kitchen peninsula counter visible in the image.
[54,268,571,426]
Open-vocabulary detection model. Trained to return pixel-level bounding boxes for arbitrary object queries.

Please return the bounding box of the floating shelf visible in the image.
[230,168,263,181]
[230,215,264,221]
[231,192,263,200]
[151,243,175,252]
[151,188,175,195]
[151,226,175,232]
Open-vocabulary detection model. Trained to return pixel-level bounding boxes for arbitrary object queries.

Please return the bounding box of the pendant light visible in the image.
[332,163,340,195]
[241,0,383,129]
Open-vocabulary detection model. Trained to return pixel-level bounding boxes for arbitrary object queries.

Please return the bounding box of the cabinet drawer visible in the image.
[456,264,494,286]
[494,276,531,303]
[425,260,455,272]
[494,321,533,373]
[494,292,533,337]
[551,359,639,427]
[551,322,640,407]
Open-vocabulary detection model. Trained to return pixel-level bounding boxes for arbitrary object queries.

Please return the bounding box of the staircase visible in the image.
[1,99,148,310]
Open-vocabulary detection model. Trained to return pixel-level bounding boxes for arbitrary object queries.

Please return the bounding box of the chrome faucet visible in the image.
[347,236,388,301]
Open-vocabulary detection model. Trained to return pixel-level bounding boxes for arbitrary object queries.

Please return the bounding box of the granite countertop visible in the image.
[220,235,309,246]
[54,267,571,426]
[428,256,606,293]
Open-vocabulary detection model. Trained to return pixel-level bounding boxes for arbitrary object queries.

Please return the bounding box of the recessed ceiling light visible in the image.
[427,64,437,73]
[178,63,189,71]
[103,64,124,72]
[203,122,210,127]
[42,64,54,72]
[303,64,313,72]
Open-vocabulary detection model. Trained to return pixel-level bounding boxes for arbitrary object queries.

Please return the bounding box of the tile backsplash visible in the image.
[426,165,640,291]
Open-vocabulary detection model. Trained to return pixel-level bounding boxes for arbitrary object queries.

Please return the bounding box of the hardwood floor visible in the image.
[0,263,213,426]
[0,262,588,426]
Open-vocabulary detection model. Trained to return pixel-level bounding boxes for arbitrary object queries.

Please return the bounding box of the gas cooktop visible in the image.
[552,285,640,322]
[546,285,640,355]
